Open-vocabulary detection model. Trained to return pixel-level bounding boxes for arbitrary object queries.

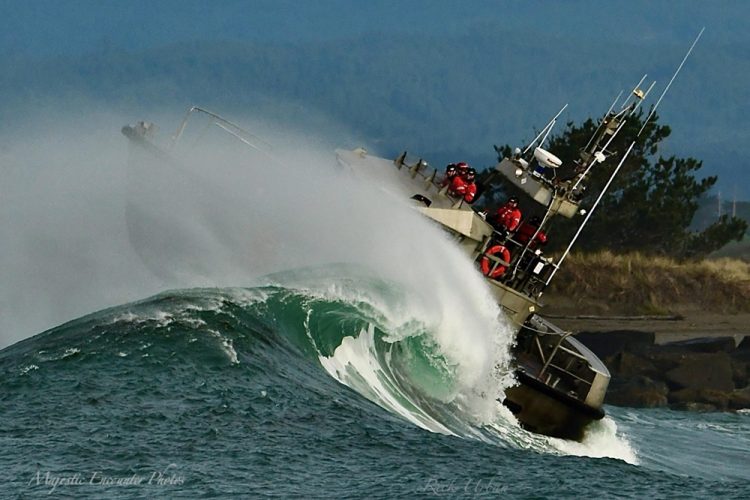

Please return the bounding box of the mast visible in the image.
[522,104,569,155]
[545,28,705,286]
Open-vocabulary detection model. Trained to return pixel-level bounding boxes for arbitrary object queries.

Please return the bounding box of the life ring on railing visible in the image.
[480,245,511,279]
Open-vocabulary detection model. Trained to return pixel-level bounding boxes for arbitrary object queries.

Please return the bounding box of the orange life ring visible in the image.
[481,245,511,279]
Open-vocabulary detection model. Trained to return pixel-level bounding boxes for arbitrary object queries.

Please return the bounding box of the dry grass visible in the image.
[545,251,750,315]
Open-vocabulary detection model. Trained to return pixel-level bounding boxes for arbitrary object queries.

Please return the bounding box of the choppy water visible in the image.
[2,121,749,497]
[2,271,748,498]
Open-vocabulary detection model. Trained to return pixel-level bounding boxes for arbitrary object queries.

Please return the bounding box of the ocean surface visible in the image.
[2,271,749,499]
[2,119,749,498]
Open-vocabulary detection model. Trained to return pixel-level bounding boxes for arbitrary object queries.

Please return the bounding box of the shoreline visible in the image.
[537,310,750,411]
[545,312,750,345]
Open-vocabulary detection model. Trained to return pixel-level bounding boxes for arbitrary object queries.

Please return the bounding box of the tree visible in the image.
[485,110,747,259]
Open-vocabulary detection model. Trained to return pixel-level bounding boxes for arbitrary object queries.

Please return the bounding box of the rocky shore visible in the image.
[575,329,750,411]
[547,312,750,411]
[539,254,750,411]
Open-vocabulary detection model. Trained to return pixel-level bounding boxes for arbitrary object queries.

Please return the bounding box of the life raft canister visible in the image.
[480,244,511,279]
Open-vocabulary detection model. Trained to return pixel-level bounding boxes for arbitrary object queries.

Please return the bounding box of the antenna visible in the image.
[547,141,637,285]
[618,74,648,111]
[569,79,655,195]
[568,29,704,197]
[522,104,568,155]
[582,90,623,154]
[637,27,705,137]
[548,29,706,285]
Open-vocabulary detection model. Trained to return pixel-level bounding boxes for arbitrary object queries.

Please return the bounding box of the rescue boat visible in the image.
[333,54,699,439]
[121,31,701,440]
[120,85,664,440]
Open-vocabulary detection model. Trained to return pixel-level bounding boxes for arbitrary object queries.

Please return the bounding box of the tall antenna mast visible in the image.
[548,29,705,283]
[522,104,569,155]
[638,27,705,137]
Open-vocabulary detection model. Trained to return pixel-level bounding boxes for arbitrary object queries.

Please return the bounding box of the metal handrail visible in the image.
[537,330,575,380]
[167,106,285,169]
[542,362,594,386]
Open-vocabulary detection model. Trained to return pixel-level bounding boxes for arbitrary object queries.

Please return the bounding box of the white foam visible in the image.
[205,329,240,365]
[318,324,455,435]
[111,309,173,327]
[549,416,639,464]
[221,338,239,365]
[60,347,80,359]
[19,364,39,375]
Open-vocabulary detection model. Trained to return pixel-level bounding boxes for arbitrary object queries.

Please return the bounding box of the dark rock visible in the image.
[729,386,750,410]
[606,376,668,408]
[669,388,730,410]
[665,352,735,392]
[730,347,750,364]
[731,359,748,388]
[662,336,737,354]
[582,329,750,412]
[575,330,655,359]
[644,349,692,373]
[608,351,658,378]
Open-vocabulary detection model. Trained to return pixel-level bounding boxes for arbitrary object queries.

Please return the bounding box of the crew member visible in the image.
[515,216,547,249]
[492,196,522,234]
[447,162,471,199]
[456,162,469,179]
[462,168,478,203]
[441,163,458,187]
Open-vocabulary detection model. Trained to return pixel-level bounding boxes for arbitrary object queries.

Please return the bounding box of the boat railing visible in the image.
[531,331,596,395]
[394,152,470,208]
[476,231,554,298]
[170,106,273,152]
[165,105,287,169]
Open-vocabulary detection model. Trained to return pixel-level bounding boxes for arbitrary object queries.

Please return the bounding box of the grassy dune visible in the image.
[544,251,750,315]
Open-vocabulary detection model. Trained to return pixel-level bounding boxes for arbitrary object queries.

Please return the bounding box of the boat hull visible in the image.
[503,370,604,441]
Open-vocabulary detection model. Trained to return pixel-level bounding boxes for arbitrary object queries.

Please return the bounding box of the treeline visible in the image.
[486,111,747,259]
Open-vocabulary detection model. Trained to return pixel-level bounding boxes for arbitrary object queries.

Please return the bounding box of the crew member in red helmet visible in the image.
[447,162,471,199]
[492,196,522,233]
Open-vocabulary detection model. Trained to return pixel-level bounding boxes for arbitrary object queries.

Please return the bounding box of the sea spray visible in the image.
[5,107,516,444]
[551,416,638,464]
[155,119,519,428]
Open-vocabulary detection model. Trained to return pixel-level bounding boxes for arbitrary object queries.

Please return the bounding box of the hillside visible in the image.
[693,197,750,229]
[2,6,750,199]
